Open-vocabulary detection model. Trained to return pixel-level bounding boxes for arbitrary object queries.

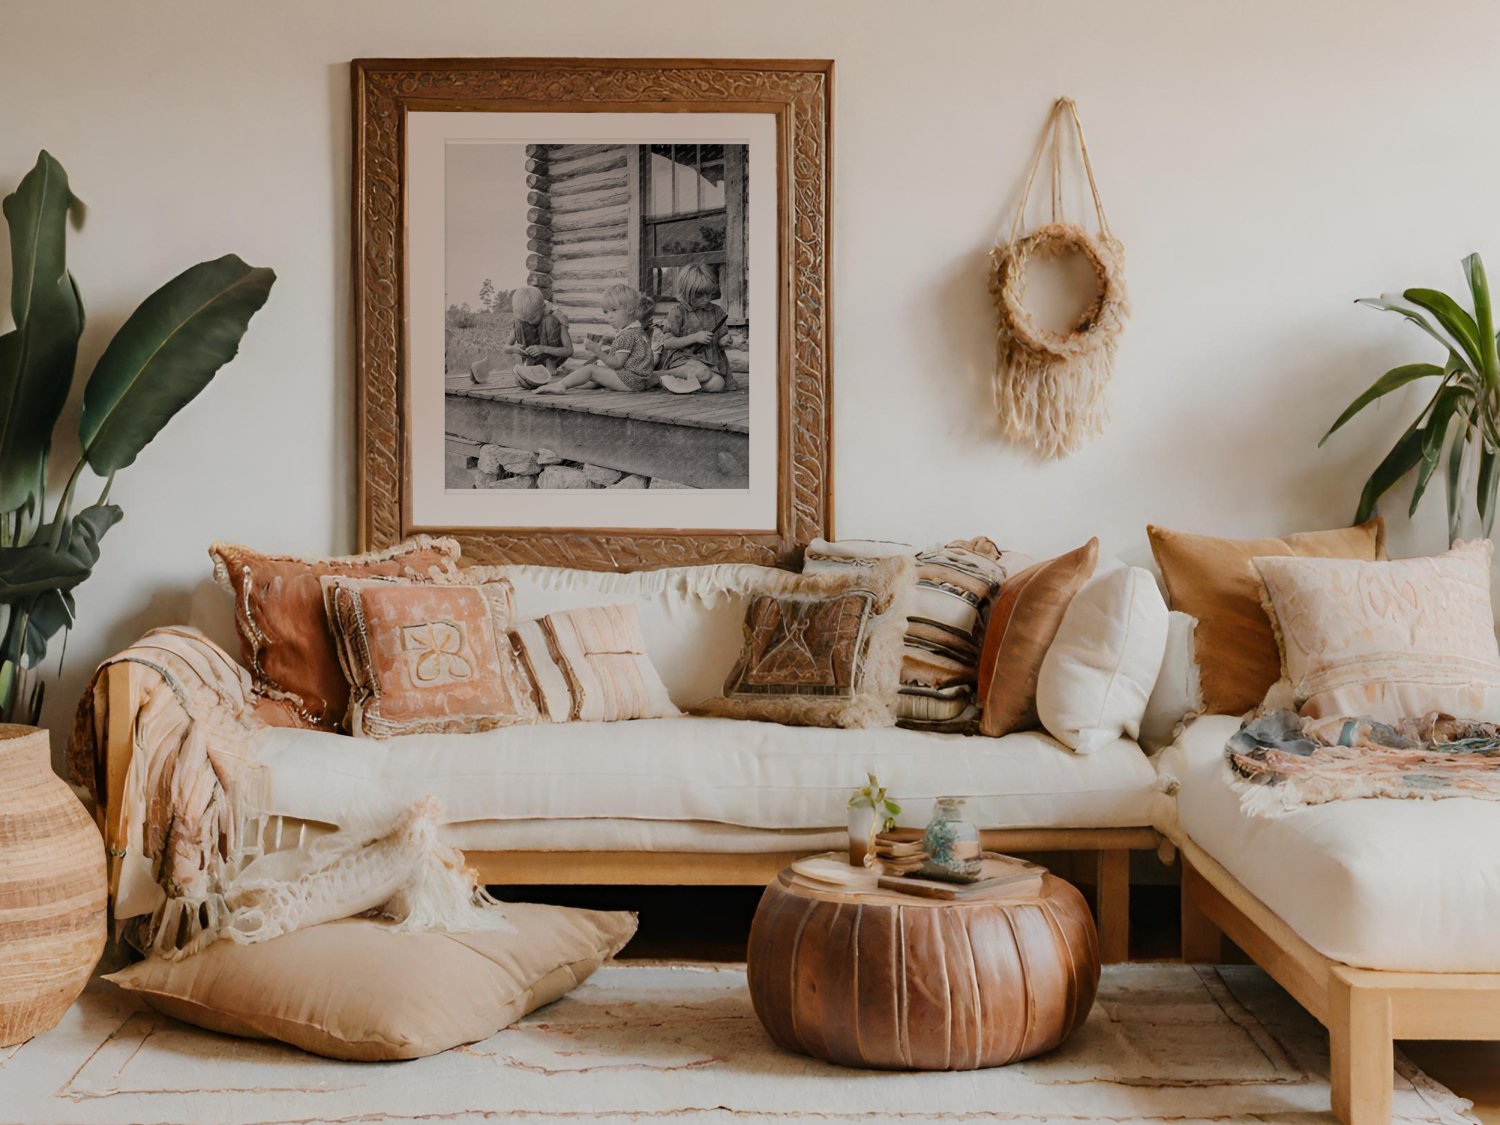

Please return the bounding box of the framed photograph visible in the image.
[352,58,833,569]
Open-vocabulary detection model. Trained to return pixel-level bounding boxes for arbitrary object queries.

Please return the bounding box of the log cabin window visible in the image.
[641,143,747,322]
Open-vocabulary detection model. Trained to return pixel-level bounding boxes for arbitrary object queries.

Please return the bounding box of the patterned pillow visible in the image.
[803,538,1022,731]
[700,555,915,729]
[322,575,539,738]
[510,603,679,723]
[211,537,461,730]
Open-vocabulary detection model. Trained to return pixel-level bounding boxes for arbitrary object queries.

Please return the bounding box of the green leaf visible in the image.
[1404,287,1484,373]
[1462,253,1499,389]
[0,151,84,512]
[1410,387,1469,517]
[20,589,72,667]
[1320,363,1443,445]
[1357,295,1474,368]
[1481,447,1500,536]
[0,542,91,598]
[1355,421,1426,524]
[79,254,274,474]
[1446,415,1469,544]
[54,503,121,568]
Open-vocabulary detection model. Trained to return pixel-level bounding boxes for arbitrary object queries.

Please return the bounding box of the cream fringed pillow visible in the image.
[1254,540,1500,722]
[322,575,539,738]
[105,905,637,1061]
[510,603,679,723]
[698,555,915,729]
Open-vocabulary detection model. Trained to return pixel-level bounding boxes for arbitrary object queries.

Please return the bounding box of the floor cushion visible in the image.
[105,903,637,1060]
[1158,714,1500,972]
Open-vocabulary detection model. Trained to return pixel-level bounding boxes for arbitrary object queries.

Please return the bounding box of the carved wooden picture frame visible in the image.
[352,58,833,569]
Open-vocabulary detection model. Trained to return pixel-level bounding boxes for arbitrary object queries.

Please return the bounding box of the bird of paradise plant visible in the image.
[1323,253,1500,545]
[0,151,274,724]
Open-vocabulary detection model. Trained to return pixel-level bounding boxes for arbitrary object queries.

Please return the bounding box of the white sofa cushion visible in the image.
[249,717,1158,834]
[1158,714,1500,972]
[1036,564,1168,754]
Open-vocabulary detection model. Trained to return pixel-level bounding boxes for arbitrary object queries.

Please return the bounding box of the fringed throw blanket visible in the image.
[1227,708,1500,816]
[70,627,509,959]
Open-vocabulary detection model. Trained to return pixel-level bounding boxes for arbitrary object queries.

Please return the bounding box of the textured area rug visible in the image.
[0,962,1475,1124]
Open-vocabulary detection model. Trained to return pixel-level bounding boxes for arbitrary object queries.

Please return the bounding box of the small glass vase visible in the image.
[921,797,983,882]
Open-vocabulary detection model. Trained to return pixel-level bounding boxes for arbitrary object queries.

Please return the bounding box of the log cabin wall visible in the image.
[526,142,750,381]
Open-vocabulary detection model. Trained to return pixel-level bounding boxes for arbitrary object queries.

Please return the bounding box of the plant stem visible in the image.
[48,457,86,552]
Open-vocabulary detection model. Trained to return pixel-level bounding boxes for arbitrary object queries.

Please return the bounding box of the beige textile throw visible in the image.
[991,97,1129,460]
[70,627,509,959]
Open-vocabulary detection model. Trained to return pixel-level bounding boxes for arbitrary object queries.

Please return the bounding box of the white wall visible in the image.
[2,0,1496,744]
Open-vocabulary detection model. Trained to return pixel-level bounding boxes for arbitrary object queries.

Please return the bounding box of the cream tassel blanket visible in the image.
[70,628,509,960]
[991,98,1129,460]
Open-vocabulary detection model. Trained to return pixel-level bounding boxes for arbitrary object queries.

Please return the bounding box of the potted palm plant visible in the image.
[0,151,274,724]
[1323,253,1500,544]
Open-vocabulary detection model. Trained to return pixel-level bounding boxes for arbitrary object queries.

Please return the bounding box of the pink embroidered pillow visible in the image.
[510,603,679,723]
[322,575,539,738]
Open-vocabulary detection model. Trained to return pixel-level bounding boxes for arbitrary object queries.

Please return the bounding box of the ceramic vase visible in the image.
[0,725,107,1046]
[921,796,983,882]
[847,805,878,866]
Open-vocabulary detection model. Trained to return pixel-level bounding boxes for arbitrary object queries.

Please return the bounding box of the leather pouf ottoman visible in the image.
[747,865,1099,1070]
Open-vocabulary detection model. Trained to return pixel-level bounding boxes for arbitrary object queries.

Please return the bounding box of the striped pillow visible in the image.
[511,603,680,723]
[803,538,1025,731]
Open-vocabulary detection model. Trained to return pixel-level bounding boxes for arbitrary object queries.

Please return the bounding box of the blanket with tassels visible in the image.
[1226,708,1500,816]
[69,627,510,959]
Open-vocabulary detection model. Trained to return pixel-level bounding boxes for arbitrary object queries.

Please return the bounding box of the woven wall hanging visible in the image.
[990,97,1129,460]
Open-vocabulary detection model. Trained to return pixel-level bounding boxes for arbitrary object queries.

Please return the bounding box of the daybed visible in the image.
[89,560,1163,964]
[1161,715,1500,1125]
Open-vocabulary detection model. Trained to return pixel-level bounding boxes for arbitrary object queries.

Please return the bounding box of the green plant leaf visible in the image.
[1355,421,1426,524]
[1446,415,1470,544]
[1463,253,1499,390]
[1404,287,1484,372]
[79,254,274,474]
[0,151,84,513]
[1410,387,1469,517]
[1481,447,1500,536]
[1357,295,1473,367]
[0,542,91,598]
[1320,363,1443,445]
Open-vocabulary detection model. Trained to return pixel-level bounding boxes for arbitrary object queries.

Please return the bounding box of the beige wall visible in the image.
[2,0,1496,741]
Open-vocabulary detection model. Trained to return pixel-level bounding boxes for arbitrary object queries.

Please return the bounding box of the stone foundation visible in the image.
[448,439,698,490]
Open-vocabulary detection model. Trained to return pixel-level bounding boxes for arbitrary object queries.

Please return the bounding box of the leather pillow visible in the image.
[323,575,540,738]
[977,539,1098,738]
[210,537,460,730]
[1147,518,1385,716]
[105,904,637,1061]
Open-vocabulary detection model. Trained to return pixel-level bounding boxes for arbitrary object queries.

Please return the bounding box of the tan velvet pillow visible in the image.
[323,575,540,738]
[510,603,679,723]
[105,904,637,1061]
[1255,540,1500,722]
[976,539,1099,738]
[698,555,915,729]
[1147,518,1385,716]
[211,537,461,730]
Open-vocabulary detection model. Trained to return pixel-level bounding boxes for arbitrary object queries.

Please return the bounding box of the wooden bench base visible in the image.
[1178,836,1500,1125]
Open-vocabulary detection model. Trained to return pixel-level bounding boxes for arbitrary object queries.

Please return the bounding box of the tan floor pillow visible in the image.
[105,903,636,1060]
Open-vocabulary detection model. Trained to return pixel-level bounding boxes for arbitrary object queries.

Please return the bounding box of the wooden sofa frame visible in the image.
[1179,835,1500,1125]
[99,661,1156,963]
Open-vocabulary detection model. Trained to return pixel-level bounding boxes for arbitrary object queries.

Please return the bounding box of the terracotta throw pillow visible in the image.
[1255,540,1500,722]
[1147,518,1385,716]
[976,539,1099,738]
[210,537,461,729]
[699,555,915,729]
[510,603,679,723]
[322,575,539,738]
[105,904,637,1061]
[803,537,1026,731]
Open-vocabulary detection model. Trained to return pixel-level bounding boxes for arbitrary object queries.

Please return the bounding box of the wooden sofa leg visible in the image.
[1328,968,1393,1125]
[1179,858,1224,963]
[1094,848,1129,964]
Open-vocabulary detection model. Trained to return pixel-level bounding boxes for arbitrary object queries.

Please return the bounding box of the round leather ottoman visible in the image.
[747,865,1099,1070]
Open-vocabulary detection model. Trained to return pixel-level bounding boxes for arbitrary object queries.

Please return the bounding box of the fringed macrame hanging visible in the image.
[991,97,1129,460]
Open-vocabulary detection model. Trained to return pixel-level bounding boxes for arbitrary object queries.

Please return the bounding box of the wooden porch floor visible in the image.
[445,373,749,434]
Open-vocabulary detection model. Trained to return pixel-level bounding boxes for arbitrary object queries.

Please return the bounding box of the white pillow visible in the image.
[1138,611,1202,752]
[1036,564,1169,754]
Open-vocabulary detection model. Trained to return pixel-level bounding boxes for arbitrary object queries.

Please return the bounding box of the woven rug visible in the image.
[0,962,1474,1124]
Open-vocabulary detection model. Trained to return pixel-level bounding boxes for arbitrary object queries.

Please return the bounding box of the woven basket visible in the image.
[0,724,106,1046]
